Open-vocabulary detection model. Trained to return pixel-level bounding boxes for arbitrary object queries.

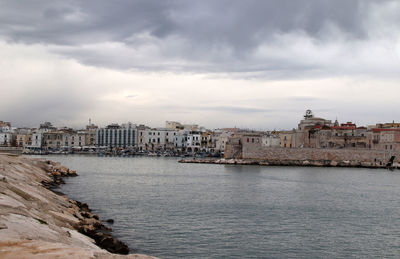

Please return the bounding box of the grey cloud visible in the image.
[0,0,399,78]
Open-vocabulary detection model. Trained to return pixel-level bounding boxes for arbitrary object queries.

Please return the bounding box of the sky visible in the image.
[0,0,399,130]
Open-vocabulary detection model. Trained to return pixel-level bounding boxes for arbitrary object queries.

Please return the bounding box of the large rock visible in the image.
[0,154,158,259]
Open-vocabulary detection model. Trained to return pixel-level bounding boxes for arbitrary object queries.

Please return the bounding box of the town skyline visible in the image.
[2,110,400,132]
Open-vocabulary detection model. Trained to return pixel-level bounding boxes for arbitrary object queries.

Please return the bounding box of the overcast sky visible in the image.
[0,0,399,130]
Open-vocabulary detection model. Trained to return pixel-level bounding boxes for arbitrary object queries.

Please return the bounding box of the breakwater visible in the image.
[0,153,156,258]
[179,156,399,169]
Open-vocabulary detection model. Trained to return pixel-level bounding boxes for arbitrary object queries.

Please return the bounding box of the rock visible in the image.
[312,161,324,167]
[106,219,114,224]
[302,160,310,166]
[330,161,338,167]
[59,166,69,175]
[51,171,61,177]
[361,161,372,167]
[81,211,92,218]
[98,236,130,255]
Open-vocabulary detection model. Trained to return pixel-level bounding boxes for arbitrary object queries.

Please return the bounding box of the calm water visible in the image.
[36,155,400,258]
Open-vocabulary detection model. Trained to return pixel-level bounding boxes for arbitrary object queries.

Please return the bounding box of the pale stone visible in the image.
[0,154,158,259]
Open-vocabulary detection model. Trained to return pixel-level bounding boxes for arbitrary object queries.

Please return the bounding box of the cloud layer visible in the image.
[0,1,399,129]
[1,0,399,77]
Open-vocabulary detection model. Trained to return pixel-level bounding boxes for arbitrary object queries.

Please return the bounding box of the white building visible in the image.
[174,131,187,149]
[185,131,201,152]
[29,132,43,149]
[96,124,136,148]
[144,128,177,150]
[0,132,15,146]
[214,130,233,152]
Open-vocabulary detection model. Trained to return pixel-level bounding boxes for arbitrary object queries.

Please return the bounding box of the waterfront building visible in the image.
[16,134,31,147]
[0,132,16,147]
[292,110,333,148]
[63,130,87,149]
[96,124,136,148]
[201,132,214,152]
[136,125,150,151]
[43,131,65,150]
[185,131,201,153]
[279,130,295,148]
[85,120,98,147]
[174,131,188,150]
[214,130,232,152]
[16,129,33,147]
[29,131,44,149]
[262,132,281,147]
[144,128,177,151]
[371,128,400,151]
[85,129,97,147]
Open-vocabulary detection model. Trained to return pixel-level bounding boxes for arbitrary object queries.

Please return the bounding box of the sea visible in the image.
[34,155,400,258]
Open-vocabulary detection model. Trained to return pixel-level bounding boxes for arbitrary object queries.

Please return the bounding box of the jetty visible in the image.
[0,153,157,258]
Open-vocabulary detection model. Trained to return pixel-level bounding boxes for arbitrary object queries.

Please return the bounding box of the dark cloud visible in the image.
[0,0,370,44]
[0,0,398,77]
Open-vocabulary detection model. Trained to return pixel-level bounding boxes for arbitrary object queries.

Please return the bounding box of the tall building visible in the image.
[96,124,136,148]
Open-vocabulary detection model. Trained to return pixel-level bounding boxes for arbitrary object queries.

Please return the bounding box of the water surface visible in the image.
[37,155,400,258]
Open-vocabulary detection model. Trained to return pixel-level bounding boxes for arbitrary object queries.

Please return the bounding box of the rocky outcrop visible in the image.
[0,153,157,259]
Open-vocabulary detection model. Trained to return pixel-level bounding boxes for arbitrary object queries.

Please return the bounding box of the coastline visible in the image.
[0,153,157,258]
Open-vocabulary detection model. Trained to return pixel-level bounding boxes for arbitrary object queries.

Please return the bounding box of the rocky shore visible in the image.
[0,153,157,258]
[179,158,400,169]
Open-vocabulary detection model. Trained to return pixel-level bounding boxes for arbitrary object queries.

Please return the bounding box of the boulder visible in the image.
[302,160,310,166]
[98,236,130,255]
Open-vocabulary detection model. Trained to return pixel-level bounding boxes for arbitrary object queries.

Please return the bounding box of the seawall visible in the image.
[0,153,157,258]
[223,146,400,168]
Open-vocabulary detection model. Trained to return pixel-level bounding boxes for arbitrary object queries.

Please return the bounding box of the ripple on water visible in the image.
[33,155,400,259]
